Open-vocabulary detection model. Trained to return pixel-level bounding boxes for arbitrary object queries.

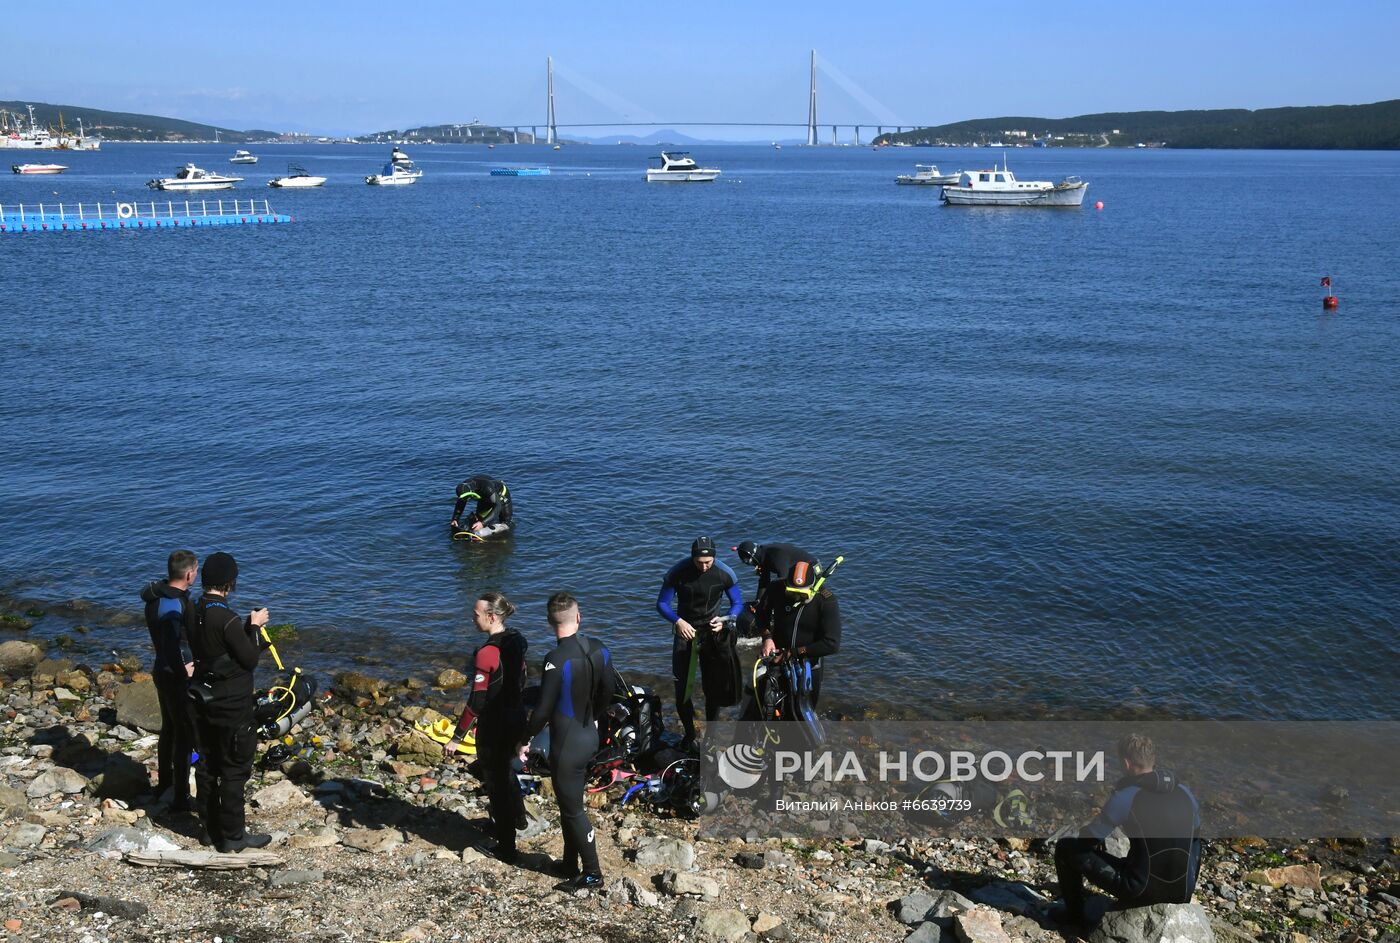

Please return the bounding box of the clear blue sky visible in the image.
[5,0,1396,137]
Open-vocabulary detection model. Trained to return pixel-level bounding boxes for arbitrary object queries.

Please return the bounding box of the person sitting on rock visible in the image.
[1050,733,1202,927]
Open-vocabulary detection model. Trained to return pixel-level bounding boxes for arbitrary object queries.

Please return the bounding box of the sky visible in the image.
[5,0,1397,138]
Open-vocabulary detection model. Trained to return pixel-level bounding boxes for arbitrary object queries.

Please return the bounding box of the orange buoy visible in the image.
[1094,201,1104,210]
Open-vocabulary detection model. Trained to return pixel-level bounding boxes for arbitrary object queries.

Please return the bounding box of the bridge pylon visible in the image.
[806,49,818,146]
[546,57,557,145]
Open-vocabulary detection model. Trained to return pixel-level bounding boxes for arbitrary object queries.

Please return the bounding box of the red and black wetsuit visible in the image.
[457,629,528,857]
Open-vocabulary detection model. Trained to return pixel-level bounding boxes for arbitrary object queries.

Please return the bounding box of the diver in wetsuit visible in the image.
[656,537,744,747]
[524,592,619,892]
[446,590,528,863]
[450,475,512,538]
[734,540,818,638]
[755,560,841,706]
[1049,733,1202,927]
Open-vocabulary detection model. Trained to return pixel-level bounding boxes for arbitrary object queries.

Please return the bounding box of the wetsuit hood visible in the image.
[1120,768,1177,794]
[140,580,185,604]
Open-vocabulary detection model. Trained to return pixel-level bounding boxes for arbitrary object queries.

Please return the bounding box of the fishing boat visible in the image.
[11,163,67,175]
[230,150,258,164]
[895,164,960,186]
[366,159,421,186]
[147,163,243,191]
[268,164,327,188]
[940,156,1087,207]
[646,151,720,183]
[0,106,101,151]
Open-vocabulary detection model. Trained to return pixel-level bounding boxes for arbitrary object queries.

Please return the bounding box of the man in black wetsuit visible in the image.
[1050,734,1202,927]
[733,540,818,637]
[656,537,744,747]
[755,560,841,706]
[450,475,512,538]
[139,549,199,812]
[185,552,273,853]
[524,592,618,892]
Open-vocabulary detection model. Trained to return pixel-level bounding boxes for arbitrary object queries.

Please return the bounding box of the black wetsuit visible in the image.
[756,586,841,705]
[185,594,262,846]
[452,476,512,532]
[140,580,196,807]
[1055,768,1202,917]
[524,634,616,878]
[457,629,528,857]
[751,543,819,599]
[656,559,744,738]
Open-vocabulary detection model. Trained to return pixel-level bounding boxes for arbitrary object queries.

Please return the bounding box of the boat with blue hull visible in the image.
[0,197,292,233]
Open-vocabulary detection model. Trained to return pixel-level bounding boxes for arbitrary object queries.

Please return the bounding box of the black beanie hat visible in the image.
[201,551,238,588]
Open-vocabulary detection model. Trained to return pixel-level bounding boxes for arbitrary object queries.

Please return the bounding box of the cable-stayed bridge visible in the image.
[492,52,922,146]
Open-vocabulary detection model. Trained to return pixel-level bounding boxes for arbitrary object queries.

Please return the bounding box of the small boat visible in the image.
[896,164,960,186]
[552,144,561,151]
[147,163,243,191]
[646,151,720,183]
[940,156,1087,207]
[268,164,327,188]
[230,150,258,164]
[490,167,550,176]
[390,146,412,165]
[11,163,67,175]
[772,142,781,150]
[366,159,421,186]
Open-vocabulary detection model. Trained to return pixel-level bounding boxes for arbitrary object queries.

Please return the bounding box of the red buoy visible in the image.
[1095,201,1104,210]
[1323,296,1339,310]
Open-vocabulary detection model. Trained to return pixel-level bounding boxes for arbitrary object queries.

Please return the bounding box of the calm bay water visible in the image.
[2,143,1397,720]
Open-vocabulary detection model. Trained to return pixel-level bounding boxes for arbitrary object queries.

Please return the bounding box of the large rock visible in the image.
[928,890,977,919]
[342,828,403,854]
[609,875,660,908]
[0,785,28,816]
[1243,864,1321,893]
[907,924,946,943]
[4,823,46,848]
[85,827,181,854]
[0,640,44,674]
[32,658,76,683]
[659,870,720,899]
[633,835,696,871]
[1087,903,1215,943]
[969,882,1048,916]
[954,908,1013,943]
[288,826,338,850]
[252,780,312,812]
[26,767,89,798]
[897,892,938,925]
[697,908,750,943]
[392,730,445,763]
[114,679,163,733]
[435,668,467,689]
[94,754,152,800]
[332,671,384,699]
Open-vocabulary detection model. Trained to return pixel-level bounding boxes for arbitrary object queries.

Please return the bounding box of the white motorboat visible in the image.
[146,163,243,191]
[895,164,960,186]
[11,163,67,175]
[390,146,412,165]
[268,164,327,188]
[646,151,721,182]
[366,159,422,186]
[940,157,1087,207]
[230,149,258,164]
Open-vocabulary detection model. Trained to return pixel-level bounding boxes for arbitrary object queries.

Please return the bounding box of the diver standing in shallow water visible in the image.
[656,537,744,747]
[755,560,841,706]
[447,591,528,863]
[524,592,619,892]
[450,475,512,538]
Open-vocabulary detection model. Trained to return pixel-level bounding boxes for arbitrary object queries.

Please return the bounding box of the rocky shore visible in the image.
[1,636,1396,943]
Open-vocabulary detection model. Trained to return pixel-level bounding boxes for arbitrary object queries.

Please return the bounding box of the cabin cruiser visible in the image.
[645,151,721,182]
[268,164,327,188]
[11,163,67,174]
[390,146,412,165]
[940,157,1087,206]
[366,159,422,185]
[146,163,243,191]
[230,150,258,164]
[895,164,960,186]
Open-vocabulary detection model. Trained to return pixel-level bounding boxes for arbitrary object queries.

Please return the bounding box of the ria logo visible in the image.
[716,744,768,790]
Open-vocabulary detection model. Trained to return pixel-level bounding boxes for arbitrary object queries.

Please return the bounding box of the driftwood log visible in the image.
[124,849,283,869]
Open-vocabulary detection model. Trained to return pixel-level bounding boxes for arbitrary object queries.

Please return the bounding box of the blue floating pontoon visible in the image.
[489,167,550,177]
[0,198,292,233]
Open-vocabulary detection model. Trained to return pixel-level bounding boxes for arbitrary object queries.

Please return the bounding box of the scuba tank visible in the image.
[255,670,317,739]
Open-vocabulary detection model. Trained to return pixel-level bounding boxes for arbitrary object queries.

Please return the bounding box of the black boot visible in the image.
[554,873,604,893]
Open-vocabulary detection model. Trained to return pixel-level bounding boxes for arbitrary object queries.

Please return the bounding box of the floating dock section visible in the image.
[0,198,292,233]
[490,167,550,177]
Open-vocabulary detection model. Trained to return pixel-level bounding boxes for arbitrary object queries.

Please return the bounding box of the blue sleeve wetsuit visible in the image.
[524,634,614,879]
[656,558,743,738]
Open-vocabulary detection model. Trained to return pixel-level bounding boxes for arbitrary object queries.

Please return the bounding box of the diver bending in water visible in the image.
[450,475,513,539]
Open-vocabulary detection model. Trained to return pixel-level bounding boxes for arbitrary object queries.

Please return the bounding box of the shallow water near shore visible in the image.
[2,143,1397,720]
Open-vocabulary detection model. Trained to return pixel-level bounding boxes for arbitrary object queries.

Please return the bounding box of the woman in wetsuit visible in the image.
[448,591,528,862]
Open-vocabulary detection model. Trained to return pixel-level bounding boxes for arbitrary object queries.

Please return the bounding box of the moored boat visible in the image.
[940,157,1087,207]
[268,164,327,188]
[646,151,720,183]
[230,150,258,164]
[147,164,243,191]
[896,164,960,186]
[366,159,421,186]
[11,163,67,175]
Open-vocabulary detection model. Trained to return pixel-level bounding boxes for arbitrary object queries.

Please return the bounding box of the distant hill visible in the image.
[353,122,528,145]
[874,100,1400,149]
[0,101,290,143]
